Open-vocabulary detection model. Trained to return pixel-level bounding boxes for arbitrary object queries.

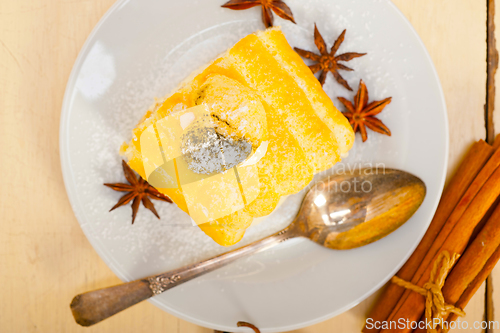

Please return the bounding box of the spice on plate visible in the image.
[104,160,172,224]
[337,79,391,142]
[221,0,295,28]
[294,24,366,90]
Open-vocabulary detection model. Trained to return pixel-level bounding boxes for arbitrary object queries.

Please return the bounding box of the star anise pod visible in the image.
[221,0,295,29]
[338,79,392,142]
[104,160,172,224]
[294,24,366,90]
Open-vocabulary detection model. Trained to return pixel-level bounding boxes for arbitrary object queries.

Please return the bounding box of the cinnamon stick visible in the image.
[446,244,500,325]
[381,163,500,333]
[412,204,500,333]
[444,202,500,303]
[363,141,494,333]
[442,202,500,322]
[413,246,500,333]
[493,134,500,150]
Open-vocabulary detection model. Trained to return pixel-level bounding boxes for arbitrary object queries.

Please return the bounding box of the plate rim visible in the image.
[59,0,449,331]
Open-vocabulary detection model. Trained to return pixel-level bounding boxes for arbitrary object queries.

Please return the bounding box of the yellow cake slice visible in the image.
[121,27,355,246]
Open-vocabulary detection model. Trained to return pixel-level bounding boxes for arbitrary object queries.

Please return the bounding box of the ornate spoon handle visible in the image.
[70,226,297,326]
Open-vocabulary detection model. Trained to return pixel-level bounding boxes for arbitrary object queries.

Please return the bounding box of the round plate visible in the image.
[60,0,448,332]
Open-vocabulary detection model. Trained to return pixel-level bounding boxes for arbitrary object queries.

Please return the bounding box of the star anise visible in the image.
[294,24,366,90]
[338,79,392,142]
[221,0,295,29]
[104,160,172,224]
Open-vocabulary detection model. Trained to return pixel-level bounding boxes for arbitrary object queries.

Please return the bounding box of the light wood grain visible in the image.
[0,0,488,332]
[390,0,487,179]
[491,265,500,332]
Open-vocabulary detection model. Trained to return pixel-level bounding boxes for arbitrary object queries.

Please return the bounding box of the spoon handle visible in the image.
[70,225,296,326]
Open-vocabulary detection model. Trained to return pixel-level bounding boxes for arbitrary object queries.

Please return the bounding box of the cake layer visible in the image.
[122,28,354,246]
[193,74,268,149]
[257,29,354,157]
[223,34,340,172]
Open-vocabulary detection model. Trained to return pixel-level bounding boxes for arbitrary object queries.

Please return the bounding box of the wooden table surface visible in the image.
[0,0,496,332]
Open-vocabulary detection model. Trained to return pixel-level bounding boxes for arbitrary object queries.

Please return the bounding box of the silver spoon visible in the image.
[70,167,426,326]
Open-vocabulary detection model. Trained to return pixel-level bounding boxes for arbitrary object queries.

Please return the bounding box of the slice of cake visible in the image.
[121,27,355,246]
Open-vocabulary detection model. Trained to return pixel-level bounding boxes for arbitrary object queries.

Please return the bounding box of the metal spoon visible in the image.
[70,167,426,326]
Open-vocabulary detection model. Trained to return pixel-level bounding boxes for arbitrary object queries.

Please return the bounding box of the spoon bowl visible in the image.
[70,167,426,326]
[295,168,426,249]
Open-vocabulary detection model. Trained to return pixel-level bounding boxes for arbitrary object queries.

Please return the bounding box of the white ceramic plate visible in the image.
[60,0,448,332]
